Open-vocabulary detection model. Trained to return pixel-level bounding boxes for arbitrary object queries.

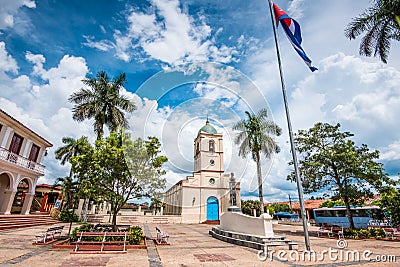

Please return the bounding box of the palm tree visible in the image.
[53,176,78,210]
[55,136,90,174]
[345,0,400,63]
[233,109,282,214]
[69,71,136,140]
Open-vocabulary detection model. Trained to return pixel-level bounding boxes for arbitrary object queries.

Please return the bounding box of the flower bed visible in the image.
[52,223,147,250]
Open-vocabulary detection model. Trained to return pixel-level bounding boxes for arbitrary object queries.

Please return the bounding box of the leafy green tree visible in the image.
[319,199,346,208]
[71,132,167,228]
[380,187,400,227]
[241,200,262,217]
[345,0,400,63]
[54,136,91,210]
[288,122,393,229]
[233,109,282,214]
[150,195,164,214]
[69,71,136,140]
[265,205,275,215]
[271,203,291,213]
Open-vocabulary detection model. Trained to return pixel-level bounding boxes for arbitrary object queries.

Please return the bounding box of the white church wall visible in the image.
[181,186,202,223]
[164,182,183,215]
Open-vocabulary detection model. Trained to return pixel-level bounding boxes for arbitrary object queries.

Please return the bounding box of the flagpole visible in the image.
[267,0,311,251]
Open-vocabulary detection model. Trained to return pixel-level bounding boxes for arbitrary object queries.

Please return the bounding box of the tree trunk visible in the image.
[81,198,89,222]
[256,152,264,215]
[344,198,355,229]
[112,212,118,231]
[67,168,74,209]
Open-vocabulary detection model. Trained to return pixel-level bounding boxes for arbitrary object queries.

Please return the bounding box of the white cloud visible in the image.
[250,52,400,199]
[84,0,239,65]
[287,0,306,19]
[0,0,36,29]
[0,44,95,183]
[0,42,18,73]
[380,141,400,161]
[82,35,114,52]
[25,51,45,75]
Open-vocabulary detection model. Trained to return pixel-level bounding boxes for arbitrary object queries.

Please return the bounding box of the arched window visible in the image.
[209,140,215,153]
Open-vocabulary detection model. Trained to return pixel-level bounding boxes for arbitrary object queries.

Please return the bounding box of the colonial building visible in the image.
[0,109,52,214]
[163,119,240,223]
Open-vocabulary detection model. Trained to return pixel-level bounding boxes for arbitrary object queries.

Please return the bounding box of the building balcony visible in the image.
[0,147,45,175]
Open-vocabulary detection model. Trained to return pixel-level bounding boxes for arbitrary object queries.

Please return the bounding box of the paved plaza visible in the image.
[0,222,399,267]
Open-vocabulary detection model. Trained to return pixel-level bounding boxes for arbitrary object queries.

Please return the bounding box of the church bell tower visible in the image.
[193,119,224,175]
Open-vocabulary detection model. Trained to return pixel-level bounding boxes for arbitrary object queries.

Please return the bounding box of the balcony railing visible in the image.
[0,147,45,175]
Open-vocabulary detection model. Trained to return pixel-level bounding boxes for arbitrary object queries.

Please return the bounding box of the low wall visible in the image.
[85,214,183,224]
[117,215,183,224]
[220,212,274,237]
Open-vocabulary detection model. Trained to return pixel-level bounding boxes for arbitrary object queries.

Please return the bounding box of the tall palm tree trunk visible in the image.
[255,152,264,215]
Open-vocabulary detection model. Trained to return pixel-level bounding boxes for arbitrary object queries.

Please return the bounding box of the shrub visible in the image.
[368,228,385,238]
[128,226,144,245]
[358,229,371,239]
[69,223,144,244]
[344,228,359,238]
[343,228,385,239]
[59,210,79,222]
[71,223,95,242]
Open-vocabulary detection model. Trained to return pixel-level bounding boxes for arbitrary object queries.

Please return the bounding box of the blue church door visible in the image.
[207,196,219,220]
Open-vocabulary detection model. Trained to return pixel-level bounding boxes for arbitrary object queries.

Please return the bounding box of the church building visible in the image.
[163,119,240,223]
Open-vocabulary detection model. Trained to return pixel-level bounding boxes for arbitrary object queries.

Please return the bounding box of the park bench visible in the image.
[332,227,345,239]
[155,226,169,245]
[34,225,64,244]
[382,228,400,240]
[73,231,128,253]
[317,226,333,238]
[153,217,169,224]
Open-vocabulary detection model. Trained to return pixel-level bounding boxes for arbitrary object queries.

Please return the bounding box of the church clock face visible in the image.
[209,178,215,185]
[209,159,215,166]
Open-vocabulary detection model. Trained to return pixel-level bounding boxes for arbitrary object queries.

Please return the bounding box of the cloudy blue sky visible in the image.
[1,0,400,202]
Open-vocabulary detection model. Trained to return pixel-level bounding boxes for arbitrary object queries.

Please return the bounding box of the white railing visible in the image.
[368,219,392,227]
[0,147,45,175]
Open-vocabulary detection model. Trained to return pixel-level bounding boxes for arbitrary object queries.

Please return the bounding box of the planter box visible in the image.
[52,238,147,250]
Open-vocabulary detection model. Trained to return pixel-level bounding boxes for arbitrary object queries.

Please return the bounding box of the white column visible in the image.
[37,148,46,164]
[22,140,32,157]
[1,127,13,148]
[0,190,17,214]
[21,192,34,214]
[261,213,274,238]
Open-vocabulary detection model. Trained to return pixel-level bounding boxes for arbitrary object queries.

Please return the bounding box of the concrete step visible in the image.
[209,226,298,251]
[202,220,220,225]
[0,214,59,231]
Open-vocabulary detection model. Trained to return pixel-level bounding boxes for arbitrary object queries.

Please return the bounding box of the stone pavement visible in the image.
[0,222,399,266]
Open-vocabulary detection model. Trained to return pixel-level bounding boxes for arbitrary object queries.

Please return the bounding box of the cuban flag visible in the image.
[273,2,317,72]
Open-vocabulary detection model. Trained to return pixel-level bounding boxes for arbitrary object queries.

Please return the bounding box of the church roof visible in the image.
[198,119,217,135]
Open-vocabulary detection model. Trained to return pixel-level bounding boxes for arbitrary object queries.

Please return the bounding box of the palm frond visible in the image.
[345,0,400,63]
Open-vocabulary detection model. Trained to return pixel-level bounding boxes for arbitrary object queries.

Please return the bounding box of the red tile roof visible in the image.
[291,199,326,210]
